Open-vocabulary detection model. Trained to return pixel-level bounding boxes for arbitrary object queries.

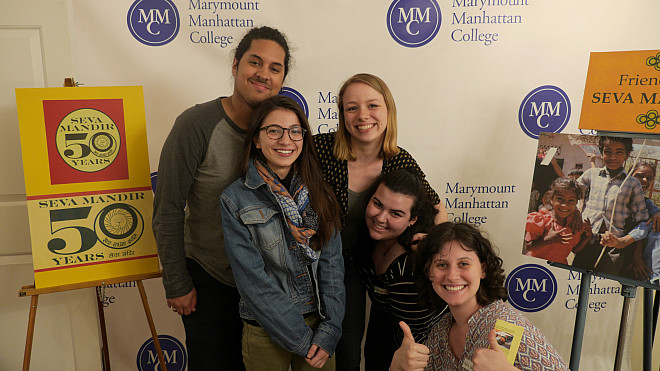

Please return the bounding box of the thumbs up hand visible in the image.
[472,329,516,371]
[390,321,429,371]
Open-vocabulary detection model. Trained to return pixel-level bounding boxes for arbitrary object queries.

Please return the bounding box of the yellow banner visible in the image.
[579,49,660,133]
[15,87,159,288]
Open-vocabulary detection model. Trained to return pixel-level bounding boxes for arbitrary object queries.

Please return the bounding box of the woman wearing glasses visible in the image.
[221,96,344,370]
[313,73,448,370]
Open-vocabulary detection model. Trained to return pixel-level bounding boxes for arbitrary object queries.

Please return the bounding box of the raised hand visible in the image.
[647,213,660,233]
[599,231,620,248]
[544,226,571,245]
[390,321,429,371]
[411,233,428,250]
[472,329,515,371]
[583,218,593,238]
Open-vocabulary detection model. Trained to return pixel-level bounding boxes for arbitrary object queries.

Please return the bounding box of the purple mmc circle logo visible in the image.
[279,87,309,118]
[136,335,187,371]
[387,0,441,48]
[579,128,597,136]
[150,172,158,193]
[519,85,571,139]
[127,0,180,46]
[505,264,557,312]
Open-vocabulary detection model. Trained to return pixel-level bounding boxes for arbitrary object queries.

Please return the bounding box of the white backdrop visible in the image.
[64,0,660,370]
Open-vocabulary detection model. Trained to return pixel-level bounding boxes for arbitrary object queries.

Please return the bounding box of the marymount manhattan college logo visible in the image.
[387,0,442,48]
[127,0,180,46]
[505,264,558,313]
[137,335,187,371]
[279,87,309,118]
[519,85,571,139]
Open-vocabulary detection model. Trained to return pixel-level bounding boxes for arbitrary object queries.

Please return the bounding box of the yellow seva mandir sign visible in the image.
[579,49,660,133]
[15,86,159,288]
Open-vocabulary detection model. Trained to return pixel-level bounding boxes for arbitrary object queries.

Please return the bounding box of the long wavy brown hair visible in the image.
[241,95,341,248]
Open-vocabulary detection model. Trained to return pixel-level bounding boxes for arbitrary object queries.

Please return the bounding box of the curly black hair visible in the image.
[598,135,632,155]
[549,177,583,200]
[234,26,291,79]
[415,222,507,312]
[367,169,438,251]
[634,161,656,177]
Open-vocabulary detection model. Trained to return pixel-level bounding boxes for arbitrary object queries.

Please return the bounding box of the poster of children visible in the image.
[525,132,660,285]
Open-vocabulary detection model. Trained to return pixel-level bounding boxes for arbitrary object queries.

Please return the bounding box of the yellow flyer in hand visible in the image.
[494,319,524,364]
[15,86,159,288]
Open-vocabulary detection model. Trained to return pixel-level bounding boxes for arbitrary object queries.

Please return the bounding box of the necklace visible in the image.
[377,241,398,257]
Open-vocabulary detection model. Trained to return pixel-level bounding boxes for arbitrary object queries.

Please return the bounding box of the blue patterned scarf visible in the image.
[254,159,319,262]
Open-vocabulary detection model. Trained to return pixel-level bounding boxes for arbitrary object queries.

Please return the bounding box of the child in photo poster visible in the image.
[599,162,660,282]
[527,181,540,214]
[572,136,649,276]
[538,190,553,212]
[532,148,566,213]
[524,177,593,265]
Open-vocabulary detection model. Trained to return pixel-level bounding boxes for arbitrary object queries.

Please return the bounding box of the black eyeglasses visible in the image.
[259,125,306,141]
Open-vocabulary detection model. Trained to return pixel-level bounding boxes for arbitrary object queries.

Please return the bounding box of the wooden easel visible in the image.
[19,78,168,371]
[19,272,168,371]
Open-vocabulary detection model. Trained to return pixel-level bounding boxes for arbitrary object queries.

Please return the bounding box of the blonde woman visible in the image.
[313,73,447,370]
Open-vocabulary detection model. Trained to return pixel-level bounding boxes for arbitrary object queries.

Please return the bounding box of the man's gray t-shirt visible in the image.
[153,97,246,298]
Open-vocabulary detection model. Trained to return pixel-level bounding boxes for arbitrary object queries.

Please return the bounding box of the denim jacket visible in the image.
[220,161,345,357]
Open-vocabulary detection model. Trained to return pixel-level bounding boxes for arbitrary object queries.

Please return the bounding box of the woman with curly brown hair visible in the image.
[390,222,568,371]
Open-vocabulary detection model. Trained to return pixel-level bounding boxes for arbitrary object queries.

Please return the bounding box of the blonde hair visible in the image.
[333,73,399,161]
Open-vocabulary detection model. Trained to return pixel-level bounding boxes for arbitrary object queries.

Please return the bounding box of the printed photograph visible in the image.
[495,331,514,350]
[525,132,660,285]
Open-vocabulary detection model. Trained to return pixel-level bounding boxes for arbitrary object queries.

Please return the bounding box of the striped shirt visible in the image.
[357,249,446,344]
[425,300,568,371]
[578,167,648,237]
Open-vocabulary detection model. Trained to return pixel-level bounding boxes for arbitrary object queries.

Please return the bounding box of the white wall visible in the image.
[0,1,102,370]
[3,0,660,369]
